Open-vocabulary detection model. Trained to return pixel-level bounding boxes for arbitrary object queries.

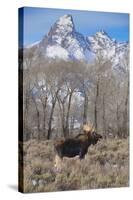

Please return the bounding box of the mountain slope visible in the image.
[87,31,129,71]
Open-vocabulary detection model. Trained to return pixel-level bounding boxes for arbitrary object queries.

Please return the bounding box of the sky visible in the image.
[19,7,129,47]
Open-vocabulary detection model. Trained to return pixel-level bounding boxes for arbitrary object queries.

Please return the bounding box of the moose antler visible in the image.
[91,124,95,132]
[83,122,95,132]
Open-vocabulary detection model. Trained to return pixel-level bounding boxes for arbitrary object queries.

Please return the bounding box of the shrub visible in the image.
[21,138,129,192]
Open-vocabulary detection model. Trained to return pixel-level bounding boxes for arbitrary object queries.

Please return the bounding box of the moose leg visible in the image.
[54,154,63,171]
[79,147,88,159]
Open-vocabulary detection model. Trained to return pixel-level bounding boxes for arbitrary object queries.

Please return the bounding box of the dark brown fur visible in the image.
[54,131,102,160]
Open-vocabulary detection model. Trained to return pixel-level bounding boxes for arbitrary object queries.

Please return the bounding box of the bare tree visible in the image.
[22,49,129,141]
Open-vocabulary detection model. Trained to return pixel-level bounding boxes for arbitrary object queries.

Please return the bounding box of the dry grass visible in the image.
[20,138,129,193]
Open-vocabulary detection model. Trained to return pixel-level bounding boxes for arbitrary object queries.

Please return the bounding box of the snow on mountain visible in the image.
[46,45,69,60]
[87,30,129,71]
[34,14,92,61]
[26,15,129,71]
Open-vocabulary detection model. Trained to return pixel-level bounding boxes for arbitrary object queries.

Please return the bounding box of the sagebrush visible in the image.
[20,138,129,193]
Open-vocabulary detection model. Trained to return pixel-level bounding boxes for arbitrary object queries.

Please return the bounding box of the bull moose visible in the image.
[54,124,102,169]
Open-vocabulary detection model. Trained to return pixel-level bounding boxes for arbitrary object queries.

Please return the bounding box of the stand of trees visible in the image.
[21,49,129,141]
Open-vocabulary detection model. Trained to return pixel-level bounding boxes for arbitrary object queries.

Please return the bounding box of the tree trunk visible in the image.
[64,92,73,138]
[40,97,48,139]
[102,94,106,138]
[94,80,99,131]
[32,97,41,140]
[24,84,31,140]
[116,103,120,138]
[122,80,129,138]
[47,100,56,140]
[83,92,88,125]
[47,89,60,140]
[57,98,65,137]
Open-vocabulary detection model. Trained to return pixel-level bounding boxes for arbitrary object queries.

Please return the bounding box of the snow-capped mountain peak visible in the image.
[56,14,75,32]
[87,30,129,71]
[25,15,129,72]
[95,30,111,38]
[46,14,75,45]
[37,14,92,60]
[87,30,114,51]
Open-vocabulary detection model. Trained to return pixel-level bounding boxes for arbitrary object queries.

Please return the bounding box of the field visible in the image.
[19,138,129,193]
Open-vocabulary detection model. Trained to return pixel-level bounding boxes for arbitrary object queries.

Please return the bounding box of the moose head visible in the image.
[83,123,103,145]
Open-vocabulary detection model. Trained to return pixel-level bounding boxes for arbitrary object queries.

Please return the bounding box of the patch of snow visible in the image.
[73,48,85,60]
[32,179,38,186]
[46,45,69,60]
[57,15,73,28]
[52,35,62,45]
[74,120,81,129]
